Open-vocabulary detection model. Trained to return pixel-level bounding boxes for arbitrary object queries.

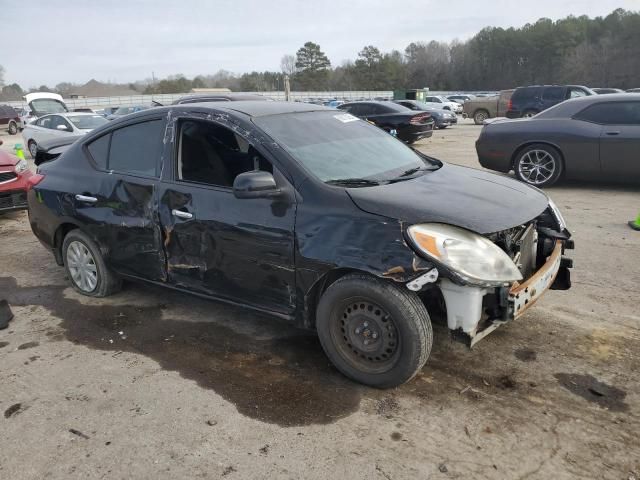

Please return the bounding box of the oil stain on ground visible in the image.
[0,276,362,427]
[554,373,628,412]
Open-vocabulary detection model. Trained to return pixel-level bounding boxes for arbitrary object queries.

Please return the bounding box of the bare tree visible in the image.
[0,65,5,87]
[280,55,296,76]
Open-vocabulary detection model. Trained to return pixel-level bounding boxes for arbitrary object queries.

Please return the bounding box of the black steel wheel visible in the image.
[316,273,432,388]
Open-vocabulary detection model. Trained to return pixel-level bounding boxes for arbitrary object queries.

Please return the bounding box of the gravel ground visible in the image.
[0,121,639,479]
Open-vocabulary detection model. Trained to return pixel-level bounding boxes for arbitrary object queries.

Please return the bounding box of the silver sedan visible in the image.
[22,113,108,158]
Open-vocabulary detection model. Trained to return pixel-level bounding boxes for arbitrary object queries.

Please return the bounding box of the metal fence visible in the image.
[5,91,395,110]
[5,90,498,110]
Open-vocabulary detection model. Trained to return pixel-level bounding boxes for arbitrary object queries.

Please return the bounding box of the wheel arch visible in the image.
[53,221,82,265]
[302,267,381,330]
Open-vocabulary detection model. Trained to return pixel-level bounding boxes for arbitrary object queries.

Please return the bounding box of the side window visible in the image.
[37,116,52,129]
[177,120,272,188]
[575,102,640,125]
[343,104,362,116]
[86,134,110,169]
[542,87,564,102]
[108,119,164,176]
[358,104,375,116]
[569,88,587,99]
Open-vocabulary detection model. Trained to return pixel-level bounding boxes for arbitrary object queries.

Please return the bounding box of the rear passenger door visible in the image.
[80,116,168,281]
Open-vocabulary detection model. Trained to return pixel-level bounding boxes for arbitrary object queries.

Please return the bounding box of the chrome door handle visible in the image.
[75,194,97,203]
[605,131,620,136]
[171,209,193,220]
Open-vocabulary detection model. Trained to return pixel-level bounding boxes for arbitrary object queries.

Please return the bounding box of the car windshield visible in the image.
[67,115,108,130]
[255,111,440,185]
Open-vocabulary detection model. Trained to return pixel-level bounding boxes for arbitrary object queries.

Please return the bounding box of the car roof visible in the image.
[172,93,269,104]
[538,93,640,118]
[182,100,330,117]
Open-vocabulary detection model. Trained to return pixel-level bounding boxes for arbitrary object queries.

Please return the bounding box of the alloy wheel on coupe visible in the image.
[517,149,557,185]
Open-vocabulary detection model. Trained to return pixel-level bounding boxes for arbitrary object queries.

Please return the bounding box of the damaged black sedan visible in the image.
[27,101,573,388]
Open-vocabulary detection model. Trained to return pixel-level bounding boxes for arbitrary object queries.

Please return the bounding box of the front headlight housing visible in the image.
[407,223,523,286]
[14,159,28,174]
[547,199,567,231]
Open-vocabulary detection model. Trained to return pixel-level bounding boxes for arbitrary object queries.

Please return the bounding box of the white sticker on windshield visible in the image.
[333,113,359,123]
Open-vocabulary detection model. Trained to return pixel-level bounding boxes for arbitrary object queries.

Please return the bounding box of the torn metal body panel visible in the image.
[27,101,573,352]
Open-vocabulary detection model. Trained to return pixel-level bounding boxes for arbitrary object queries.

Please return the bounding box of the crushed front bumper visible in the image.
[438,240,568,347]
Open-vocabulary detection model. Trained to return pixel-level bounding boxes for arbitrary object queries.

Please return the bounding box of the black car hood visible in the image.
[347,163,549,234]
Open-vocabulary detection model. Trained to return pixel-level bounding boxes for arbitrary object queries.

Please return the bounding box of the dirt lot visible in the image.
[1,122,639,479]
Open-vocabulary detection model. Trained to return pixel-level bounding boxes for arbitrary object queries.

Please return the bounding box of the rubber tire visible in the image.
[473,109,489,125]
[316,273,433,388]
[523,109,538,118]
[62,229,121,297]
[28,140,37,159]
[8,122,18,135]
[513,143,563,188]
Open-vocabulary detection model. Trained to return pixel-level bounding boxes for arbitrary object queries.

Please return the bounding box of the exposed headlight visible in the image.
[14,159,28,174]
[547,199,567,231]
[407,223,523,286]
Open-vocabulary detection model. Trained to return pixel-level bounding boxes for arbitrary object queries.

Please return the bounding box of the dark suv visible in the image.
[506,85,595,118]
[0,105,21,135]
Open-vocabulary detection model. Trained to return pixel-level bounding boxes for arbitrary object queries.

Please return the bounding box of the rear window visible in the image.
[513,87,541,101]
[86,134,110,169]
[108,120,164,176]
[542,87,565,102]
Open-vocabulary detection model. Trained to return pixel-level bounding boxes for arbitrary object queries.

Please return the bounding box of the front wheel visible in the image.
[8,122,18,135]
[514,144,563,187]
[316,274,433,388]
[28,140,38,158]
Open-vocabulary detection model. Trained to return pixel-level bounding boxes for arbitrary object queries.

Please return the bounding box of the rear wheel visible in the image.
[8,122,18,135]
[27,140,38,158]
[316,274,432,388]
[523,109,539,118]
[473,109,489,125]
[514,144,563,187]
[62,230,121,297]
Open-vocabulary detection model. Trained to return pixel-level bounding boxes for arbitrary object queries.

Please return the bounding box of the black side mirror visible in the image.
[233,171,280,199]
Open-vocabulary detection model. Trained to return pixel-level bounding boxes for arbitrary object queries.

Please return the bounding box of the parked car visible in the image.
[476,93,640,187]
[337,101,434,143]
[23,92,69,118]
[324,100,345,108]
[106,105,149,120]
[394,100,457,129]
[463,90,514,125]
[171,93,269,105]
[18,107,36,127]
[446,94,475,104]
[101,107,120,117]
[626,88,640,93]
[22,113,108,158]
[26,101,572,388]
[424,96,463,113]
[0,138,34,213]
[593,88,625,94]
[0,105,21,135]
[506,85,595,118]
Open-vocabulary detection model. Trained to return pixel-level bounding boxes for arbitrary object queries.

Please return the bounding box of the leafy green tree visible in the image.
[295,42,331,89]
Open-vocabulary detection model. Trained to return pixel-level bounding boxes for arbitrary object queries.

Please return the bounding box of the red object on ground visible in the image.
[0,149,34,213]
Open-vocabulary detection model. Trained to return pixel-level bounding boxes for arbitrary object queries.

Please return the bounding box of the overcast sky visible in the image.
[2,0,638,87]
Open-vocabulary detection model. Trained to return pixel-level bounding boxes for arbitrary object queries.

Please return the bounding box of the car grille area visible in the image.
[0,190,27,211]
[0,171,18,184]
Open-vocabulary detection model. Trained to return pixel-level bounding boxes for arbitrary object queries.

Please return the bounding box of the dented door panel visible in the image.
[158,183,296,314]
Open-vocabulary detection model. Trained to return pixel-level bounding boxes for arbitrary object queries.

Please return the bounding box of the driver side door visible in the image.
[158,115,298,315]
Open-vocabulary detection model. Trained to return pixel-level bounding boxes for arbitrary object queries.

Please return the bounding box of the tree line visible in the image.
[1,8,639,101]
